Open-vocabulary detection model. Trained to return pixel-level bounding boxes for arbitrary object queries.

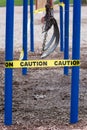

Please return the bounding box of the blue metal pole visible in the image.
[22,0,28,75]
[30,0,34,52]
[60,0,64,52]
[64,0,69,75]
[70,0,81,123]
[5,0,14,125]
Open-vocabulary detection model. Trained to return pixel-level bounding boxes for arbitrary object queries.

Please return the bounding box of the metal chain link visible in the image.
[42,30,48,51]
[42,0,52,52]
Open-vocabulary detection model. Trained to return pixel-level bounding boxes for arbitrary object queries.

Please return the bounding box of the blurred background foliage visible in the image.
[0,0,87,7]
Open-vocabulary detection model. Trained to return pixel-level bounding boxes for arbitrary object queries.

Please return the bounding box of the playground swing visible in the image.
[36,0,60,58]
[5,0,81,125]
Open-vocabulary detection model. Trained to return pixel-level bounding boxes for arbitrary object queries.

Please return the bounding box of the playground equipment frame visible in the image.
[5,0,81,125]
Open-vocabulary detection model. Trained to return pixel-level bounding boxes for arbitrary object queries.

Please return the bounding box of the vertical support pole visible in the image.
[30,0,34,52]
[5,0,14,125]
[70,0,81,123]
[50,0,53,6]
[22,0,28,75]
[36,0,38,10]
[60,0,64,52]
[64,0,69,75]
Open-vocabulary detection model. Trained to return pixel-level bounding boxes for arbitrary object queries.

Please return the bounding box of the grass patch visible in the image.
[0,0,31,7]
[0,0,73,7]
[0,0,6,6]
[54,0,73,4]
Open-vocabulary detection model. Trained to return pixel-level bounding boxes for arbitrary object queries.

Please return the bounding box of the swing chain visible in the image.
[42,30,48,51]
[42,0,53,52]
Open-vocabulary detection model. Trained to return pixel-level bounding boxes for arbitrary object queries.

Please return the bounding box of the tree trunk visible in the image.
[35,0,47,9]
[82,0,87,4]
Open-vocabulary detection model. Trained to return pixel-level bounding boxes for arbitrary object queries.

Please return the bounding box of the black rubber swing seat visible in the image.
[41,17,60,58]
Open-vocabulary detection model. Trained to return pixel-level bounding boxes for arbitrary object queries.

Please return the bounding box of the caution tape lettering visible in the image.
[5,60,80,68]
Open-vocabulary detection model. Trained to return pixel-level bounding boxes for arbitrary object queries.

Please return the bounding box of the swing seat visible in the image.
[41,17,60,58]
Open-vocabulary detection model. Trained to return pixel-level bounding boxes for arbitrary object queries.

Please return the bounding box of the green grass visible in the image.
[54,0,73,4]
[0,0,6,6]
[0,0,31,7]
[0,0,73,7]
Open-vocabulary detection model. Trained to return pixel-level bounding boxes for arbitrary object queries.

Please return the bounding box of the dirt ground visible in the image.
[0,6,87,130]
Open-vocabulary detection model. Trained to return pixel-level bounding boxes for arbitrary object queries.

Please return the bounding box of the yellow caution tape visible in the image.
[34,7,46,14]
[34,2,65,14]
[5,59,80,68]
[19,49,24,60]
[58,2,65,7]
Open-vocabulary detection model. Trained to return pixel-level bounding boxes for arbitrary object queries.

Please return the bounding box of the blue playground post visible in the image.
[30,0,34,52]
[5,0,14,125]
[70,0,81,123]
[60,0,64,52]
[4,0,81,125]
[22,0,28,75]
[64,0,69,75]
